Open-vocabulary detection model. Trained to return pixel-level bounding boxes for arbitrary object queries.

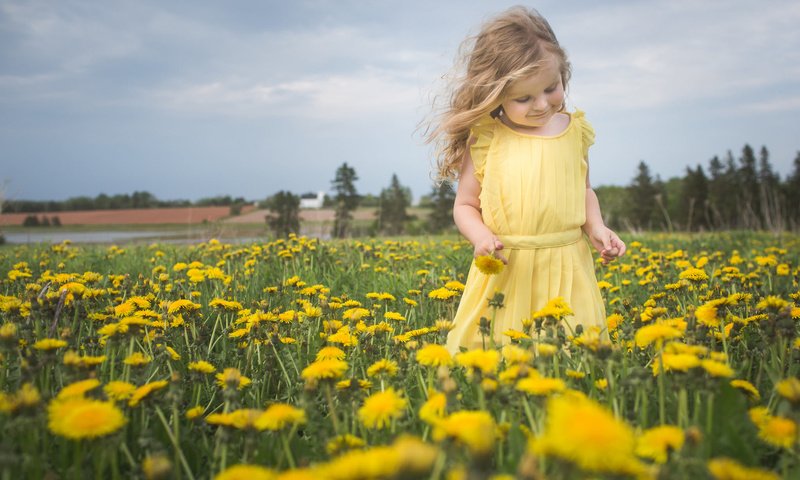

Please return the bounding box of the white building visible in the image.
[299,191,326,209]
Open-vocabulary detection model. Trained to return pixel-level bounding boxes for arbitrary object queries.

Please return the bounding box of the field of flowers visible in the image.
[0,232,798,479]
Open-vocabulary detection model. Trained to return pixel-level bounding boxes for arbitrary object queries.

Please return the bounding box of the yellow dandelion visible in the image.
[214,464,277,480]
[730,379,761,401]
[188,360,216,374]
[516,377,566,396]
[186,405,205,420]
[700,359,734,378]
[776,377,800,403]
[635,425,684,464]
[215,368,251,390]
[707,457,779,480]
[315,346,346,361]
[502,344,533,364]
[536,343,558,357]
[301,359,348,382]
[123,352,152,367]
[531,394,647,477]
[679,267,708,282]
[419,390,447,424]
[756,296,788,311]
[326,434,366,455]
[32,338,68,351]
[128,380,169,407]
[104,381,136,401]
[57,378,101,400]
[757,415,797,449]
[532,297,573,320]
[652,353,701,375]
[427,288,458,300]
[358,388,407,429]
[432,410,496,456]
[256,403,307,431]
[367,359,399,378]
[475,255,504,275]
[416,344,453,368]
[48,397,126,440]
[635,323,683,347]
[455,349,500,375]
[384,311,406,322]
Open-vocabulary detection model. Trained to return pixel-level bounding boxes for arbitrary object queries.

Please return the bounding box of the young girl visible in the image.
[427,6,626,353]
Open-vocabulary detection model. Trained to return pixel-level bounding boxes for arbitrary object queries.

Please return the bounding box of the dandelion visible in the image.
[142,454,172,480]
[427,288,458,300]
[256,403,307,431]
[128,380,169,407]
[32,338,68,351]
[123,352,152,367]
[635,425,684,464]
[455,349,500,375]
[700,359,734,378]
[756,295,789,311]
[502,344,533,364]
[57,378,101,400]
[531,394,647,477]
[188,360,216,374]
[707,457,779,480]
[730,379,760,401]
[104,381,136,401]
[186,405,205,420]
[367,359,399,378]
[432,410,496,456]
[516,377,566,396]
[652,353,701,375]
[635,323,683,347]
[167,299,201,315]
[384,311,406,322]
[301,359,348,382]
[416,344,453,368]
[419,390,447,424]
[315,346,346,361]
[475,255,504,275]
[679,267,708,282]
[326,434,366,455]
[776,377,800,403]
[48,397,126,440]
[358,388,407,429]
[532,297,573,320]
[216,368,252,390]
[757,415,797,449]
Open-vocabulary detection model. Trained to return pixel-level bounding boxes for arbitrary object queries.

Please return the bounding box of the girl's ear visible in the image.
[490,105,503,119]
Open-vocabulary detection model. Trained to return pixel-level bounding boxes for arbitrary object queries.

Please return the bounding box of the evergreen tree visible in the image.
[426,181,456,233]
[376,174,411,235]
[265,191,300,238]
[627,161,658,230]
[784,151,800,228]
[757,146,781,230]
[679,166,709,231]
[331,163,360,238]
[738,144,761,228]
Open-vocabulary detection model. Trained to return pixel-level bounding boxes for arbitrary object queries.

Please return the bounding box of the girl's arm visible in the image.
[453,146,507,263]
[582,164,626,264]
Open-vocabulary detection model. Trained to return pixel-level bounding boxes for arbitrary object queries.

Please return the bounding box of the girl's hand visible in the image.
[474,235,507,264]
[586,226,626,264]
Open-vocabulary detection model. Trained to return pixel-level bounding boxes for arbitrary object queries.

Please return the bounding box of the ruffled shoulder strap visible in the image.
[468,115,496,182]
[572,109,595,159]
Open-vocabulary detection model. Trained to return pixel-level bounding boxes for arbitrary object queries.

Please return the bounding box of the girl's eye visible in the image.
[545,85,558,93]
[514,96,530,103]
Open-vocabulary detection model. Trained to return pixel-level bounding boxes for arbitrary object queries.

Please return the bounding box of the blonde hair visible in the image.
[426,6,571,181]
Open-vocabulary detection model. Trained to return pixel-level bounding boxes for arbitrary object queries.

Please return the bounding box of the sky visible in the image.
[2,0,799,203]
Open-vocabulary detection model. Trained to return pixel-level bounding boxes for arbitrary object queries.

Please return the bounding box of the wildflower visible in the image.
[301,359,348,382]
[427,288,458,300]
[475,255,504,275]
[123,352,152,367]
[419,390,447,424]
[367,359,399,378]
[695,301,723,327]
[47,397,126,440]
[343,307,371,321]
[756,295,788,311]
[606,313,624,331]
[700,360,734,378]
[358,388,407,429]
[502,344,533,364]
[384,311,406,322]
[215,368,252,390]
[209,298,243,311]
[503,329,530,341]
[432,410,496,456]
[679,267,708,282]
[536,343,558,357]
[757,415,797,449]
[444,280,465,291]
[566,369,586,379]
[531,394,647,477]
[214,464,277,480]
[142,454,172,480]
[455,349,500,375]
[730,379,760,401]
[326,434,366,455]
[532,297,573,320]
[776,377,800,403]
[416,344,453,368]
[652,353,701,375]
[256,403,307,431]
[315,346,346,361]
[188,360,216,374]
[635,425,684,464]
[63,351,106,368]
[707,457,779,480]
[635,323,683,348]
[57,378,101,400]
[167,299,201,315]
[516,377,566,396]
[33,338,68,351]
[594,379,608,390]
[186,405,205,420]
[104,381,136,401]
[128,380,169,407]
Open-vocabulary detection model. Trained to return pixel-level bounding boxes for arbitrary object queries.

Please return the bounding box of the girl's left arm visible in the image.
[583,164,626,264]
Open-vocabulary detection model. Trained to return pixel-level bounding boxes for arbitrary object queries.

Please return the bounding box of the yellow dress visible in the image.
[446,109,606,353]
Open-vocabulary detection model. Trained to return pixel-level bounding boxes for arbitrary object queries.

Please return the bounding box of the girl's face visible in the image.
[500,55,565,129]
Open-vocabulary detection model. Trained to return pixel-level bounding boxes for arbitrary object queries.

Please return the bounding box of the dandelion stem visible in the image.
[155,406,196,480]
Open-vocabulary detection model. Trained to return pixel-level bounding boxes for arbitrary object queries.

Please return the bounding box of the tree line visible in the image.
[2,192,248,213]
[598,145,800,232]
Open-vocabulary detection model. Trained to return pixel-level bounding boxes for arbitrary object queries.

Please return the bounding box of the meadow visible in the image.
[0,232,798,479]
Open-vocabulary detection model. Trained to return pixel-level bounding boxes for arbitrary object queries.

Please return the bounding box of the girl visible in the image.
[427,6,626,353]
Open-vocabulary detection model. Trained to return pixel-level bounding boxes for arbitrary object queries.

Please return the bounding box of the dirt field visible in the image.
[0,206,255,226]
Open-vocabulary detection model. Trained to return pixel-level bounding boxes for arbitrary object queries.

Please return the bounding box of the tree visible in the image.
[784,151,800,228]
[738,144,761,228]
[265,191,300,238]
[757,146,781,230]
[331,163,360,238]
[627,161,658,230]
[679,166,708,231]
[426,181,456,233]
[376,174,411,235]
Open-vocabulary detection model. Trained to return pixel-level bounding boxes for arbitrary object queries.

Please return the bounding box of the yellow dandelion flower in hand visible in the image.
[475,255,504,275]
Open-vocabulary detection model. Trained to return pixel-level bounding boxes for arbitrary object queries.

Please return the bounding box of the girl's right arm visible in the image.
[453,146,507,263]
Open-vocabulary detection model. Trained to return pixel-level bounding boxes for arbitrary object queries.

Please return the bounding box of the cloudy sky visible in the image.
[2,0,799,203]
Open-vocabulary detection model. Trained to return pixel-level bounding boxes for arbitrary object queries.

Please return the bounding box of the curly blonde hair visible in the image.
[426,6,572,181]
